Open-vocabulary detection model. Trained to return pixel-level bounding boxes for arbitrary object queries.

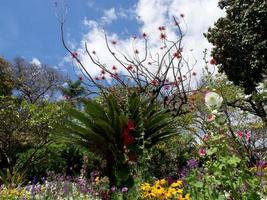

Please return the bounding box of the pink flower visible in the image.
[236,130,243,138]
[198,148,206,156]
[203,135,209,142]
[245,131,251,141]
[207,114,215,122]
[164,85,170,90]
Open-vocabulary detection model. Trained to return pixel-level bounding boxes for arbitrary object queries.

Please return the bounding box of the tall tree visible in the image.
[13,57,64,103]
[206,0,267,94]
[0,57,14,96]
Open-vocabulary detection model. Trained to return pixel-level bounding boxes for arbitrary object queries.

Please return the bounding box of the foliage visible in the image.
[15,144,85,181]
[148,134,195,180]
[0,96,64,172]
[187,94,263,199]
[0,57,14,96]
[57,92,178,188]
[206,0,267,94]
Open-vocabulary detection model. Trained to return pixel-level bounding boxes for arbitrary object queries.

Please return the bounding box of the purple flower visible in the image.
[111,186,116,192]
[187,158,199,169]
[121,187,128,193]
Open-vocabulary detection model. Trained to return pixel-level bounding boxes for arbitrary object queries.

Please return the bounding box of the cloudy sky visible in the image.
[0,0,225,78]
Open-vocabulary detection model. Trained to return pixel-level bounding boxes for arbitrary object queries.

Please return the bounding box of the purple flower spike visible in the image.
[121,187,128,193]
[187,158,199,169]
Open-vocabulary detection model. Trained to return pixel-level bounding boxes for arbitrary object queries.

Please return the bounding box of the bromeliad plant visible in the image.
[57,92,178,188]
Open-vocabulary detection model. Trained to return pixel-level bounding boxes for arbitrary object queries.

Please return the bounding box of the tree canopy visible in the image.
[206,0,267,94]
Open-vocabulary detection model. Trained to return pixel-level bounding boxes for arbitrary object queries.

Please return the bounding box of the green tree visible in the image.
[206,0,267,94]
[0,57,14,96]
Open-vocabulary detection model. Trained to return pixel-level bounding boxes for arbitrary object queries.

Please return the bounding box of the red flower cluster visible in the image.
[173,49,182,59]
[158,26,165,31]
[210,58,217,65]
[122,121,135,146]
[127,64,133,71]
[127,153,137,162]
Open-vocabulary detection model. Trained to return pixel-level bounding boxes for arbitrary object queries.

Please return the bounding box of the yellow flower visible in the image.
[140,183,151,192]
[95,176,100,184]
[170,180,183,188]
[184,193,191,200]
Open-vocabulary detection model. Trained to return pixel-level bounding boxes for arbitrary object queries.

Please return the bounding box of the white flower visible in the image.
[205,92,223,110]
[211,109,218,115]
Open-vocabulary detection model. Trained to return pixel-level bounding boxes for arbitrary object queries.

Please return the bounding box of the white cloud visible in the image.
[66,0,225,83]
[31,57,41,67]
[101,8,118,25]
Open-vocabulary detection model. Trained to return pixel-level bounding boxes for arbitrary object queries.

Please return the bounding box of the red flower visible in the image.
[92,50,96,54]
[158,26,165,31]
[101,76,106,80]
[127,121,135,131]
[101,69,106,74]
[111,40,117,45]
[127,154,137,162]
[95,77,99,81]
[127,65,133,71]
[112,66,117,70]
[71,52,78,58]
[142,32,147,38]
[160,33,166,40]
[210,58,217,65]
[122,128,134,145]
[173,51,181,59]
[151,79,157,86]
[192,72,197,76]
[78,76,83,81]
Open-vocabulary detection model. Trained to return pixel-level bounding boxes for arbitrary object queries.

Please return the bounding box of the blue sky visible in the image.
[0,0,224,78]
[0,0,137,69]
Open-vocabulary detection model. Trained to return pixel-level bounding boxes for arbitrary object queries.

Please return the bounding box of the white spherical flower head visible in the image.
[205,92,223,110]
